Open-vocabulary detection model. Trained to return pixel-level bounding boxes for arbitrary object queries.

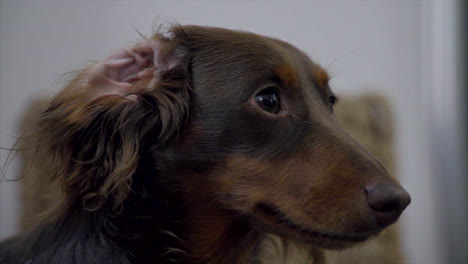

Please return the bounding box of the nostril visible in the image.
[365,184,411,227]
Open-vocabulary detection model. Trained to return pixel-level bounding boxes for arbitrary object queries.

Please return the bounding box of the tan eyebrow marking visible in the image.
[312,64,330,90]
[273,63,298,88]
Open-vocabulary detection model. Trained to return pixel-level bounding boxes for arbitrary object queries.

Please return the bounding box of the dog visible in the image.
[0,25,410,264]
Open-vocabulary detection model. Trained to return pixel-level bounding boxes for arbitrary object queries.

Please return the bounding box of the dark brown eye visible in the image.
[329,95,338,109]
[255,88,281,114]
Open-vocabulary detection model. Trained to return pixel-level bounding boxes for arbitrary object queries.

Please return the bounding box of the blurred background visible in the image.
[0,1,466,264]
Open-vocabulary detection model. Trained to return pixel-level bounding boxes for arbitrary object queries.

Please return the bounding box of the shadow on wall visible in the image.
[18,94,405,264]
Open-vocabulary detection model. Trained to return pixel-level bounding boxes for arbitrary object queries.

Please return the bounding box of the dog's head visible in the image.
[164,26,410,249]
[37,25,410,251]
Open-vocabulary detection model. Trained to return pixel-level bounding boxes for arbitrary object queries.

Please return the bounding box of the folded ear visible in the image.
[34,34,191,211]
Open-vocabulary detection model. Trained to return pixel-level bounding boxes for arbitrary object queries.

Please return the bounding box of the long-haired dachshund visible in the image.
[0,25,410,264]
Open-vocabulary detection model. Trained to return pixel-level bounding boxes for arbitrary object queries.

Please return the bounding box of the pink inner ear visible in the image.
[87,42,158,100]
[85,39,184,101]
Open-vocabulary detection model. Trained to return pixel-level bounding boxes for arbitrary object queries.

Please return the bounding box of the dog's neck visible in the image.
[25,180,323,264]
[154,169,323,264]
[107,184,264,264]
[182,201,263,264]
[59,177,261,264]
[182,204,326,264]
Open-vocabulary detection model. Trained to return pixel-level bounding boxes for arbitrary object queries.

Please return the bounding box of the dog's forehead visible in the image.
[175,25,330,96]
[268,37,330,92]
[180,26,289,65]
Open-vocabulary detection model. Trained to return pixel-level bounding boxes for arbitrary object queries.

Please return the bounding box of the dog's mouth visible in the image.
[253,203,372,247]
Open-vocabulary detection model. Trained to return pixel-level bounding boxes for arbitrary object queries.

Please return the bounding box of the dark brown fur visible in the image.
[0,25,409,264]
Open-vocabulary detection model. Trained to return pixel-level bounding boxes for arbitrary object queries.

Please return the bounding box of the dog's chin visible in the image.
[251,203,378,249]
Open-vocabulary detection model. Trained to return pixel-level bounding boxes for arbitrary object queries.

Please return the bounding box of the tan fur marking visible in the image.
[274,63,298,88]
[312,65,330,89]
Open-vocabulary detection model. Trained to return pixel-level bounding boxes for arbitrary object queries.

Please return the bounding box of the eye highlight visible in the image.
[255,87,281,114]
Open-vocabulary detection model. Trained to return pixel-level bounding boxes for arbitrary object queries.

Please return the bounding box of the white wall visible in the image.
[1,1,462,263]
[420,2,467,263]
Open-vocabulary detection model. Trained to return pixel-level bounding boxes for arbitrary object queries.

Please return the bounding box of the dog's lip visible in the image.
[253,203,371,243]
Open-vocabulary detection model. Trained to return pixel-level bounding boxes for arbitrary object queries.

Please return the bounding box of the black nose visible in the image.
[365,184,411,227]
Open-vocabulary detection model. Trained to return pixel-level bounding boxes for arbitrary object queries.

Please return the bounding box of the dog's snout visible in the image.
[365,184,411,227]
